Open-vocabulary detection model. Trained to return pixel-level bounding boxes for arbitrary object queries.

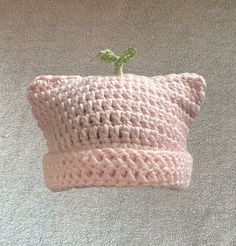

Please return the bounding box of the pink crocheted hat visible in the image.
[27,48,206,192]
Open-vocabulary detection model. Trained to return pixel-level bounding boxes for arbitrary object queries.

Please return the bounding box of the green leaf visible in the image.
[120,48,137,63]
[97,49,118,63]
[97,47,137,75]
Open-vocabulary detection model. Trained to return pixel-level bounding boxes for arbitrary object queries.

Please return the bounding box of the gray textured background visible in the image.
[0,0,235,245]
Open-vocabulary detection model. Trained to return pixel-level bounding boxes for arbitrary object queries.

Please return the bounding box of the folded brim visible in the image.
[43,148,193,192]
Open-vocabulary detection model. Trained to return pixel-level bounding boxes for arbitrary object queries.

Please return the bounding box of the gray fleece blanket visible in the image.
[0,0,235,245]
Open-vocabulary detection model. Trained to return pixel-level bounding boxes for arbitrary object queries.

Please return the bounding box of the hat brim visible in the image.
[43,148,193,192]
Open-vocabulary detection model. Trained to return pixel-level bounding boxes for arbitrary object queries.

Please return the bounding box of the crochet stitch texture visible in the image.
[27,73,206,191]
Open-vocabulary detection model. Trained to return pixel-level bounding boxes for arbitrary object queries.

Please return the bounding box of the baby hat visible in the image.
[27,49,206,192]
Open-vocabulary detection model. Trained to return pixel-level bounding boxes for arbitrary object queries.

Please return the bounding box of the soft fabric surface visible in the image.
[28,74,206,191]
[0,0,235,245]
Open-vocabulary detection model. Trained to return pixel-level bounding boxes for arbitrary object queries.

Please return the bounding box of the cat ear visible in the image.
[157,73,206,128]
[177,73,207,127]
[180,73,206,104]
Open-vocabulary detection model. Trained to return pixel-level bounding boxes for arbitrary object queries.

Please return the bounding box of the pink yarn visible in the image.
[27,73,206,192]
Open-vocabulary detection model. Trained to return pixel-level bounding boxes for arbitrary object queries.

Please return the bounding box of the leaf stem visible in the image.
[114,59,123,76]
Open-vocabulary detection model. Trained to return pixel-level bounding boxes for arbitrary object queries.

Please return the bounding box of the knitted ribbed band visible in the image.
[27,73,206,192]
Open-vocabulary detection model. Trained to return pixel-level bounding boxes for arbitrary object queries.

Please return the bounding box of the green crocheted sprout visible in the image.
[97,48,137,75]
